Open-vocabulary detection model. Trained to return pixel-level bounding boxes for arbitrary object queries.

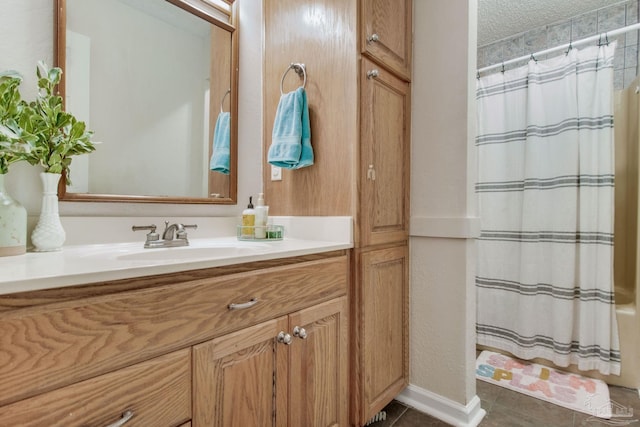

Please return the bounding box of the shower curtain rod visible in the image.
[477,22,640,74]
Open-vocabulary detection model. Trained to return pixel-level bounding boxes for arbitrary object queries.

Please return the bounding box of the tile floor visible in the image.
[372,381,640,427]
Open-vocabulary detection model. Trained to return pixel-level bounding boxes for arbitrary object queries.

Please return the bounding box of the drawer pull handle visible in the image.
[293,326,307,339]
[105,410,134,427]
[228,298,258,310]
[367,33,380,43]
[277,331,292,345]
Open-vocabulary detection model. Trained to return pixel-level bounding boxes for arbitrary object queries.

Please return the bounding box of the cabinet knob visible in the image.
[293,326,307,339]
[277,331,292,345]
[366,69,379,79]
[367,33,380,43]
[105,410,134,427]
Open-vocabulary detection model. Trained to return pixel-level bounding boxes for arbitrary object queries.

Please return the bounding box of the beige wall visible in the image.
[0,0,263,219]
[409,0,478,405]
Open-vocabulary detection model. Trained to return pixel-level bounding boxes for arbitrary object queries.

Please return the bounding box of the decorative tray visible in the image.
[237,224,284,241]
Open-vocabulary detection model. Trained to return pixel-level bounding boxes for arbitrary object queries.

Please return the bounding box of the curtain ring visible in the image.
[220,88,230,114]
[598,33,609,46]
[565,41,573,55]
[280,63,307,95]
[530,54,538,63]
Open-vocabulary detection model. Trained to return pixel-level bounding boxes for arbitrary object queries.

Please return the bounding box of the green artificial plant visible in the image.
[19,61,95,177]
[0,70,33,174]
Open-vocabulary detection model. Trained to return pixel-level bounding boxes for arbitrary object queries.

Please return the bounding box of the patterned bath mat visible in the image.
[476,350,612,418]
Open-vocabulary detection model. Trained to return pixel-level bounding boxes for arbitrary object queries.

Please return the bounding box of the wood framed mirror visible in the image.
[55,0,238,204]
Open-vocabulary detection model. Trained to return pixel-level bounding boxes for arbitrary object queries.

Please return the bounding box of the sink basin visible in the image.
[116,241,269,262]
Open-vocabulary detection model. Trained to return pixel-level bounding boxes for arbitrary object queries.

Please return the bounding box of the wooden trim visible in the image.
[227,0,240,203]
[57,188,237,205]
[54,0,66,102]
[167,0,235,31]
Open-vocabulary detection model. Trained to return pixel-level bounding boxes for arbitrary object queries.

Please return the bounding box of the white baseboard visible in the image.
[396,384,486,427]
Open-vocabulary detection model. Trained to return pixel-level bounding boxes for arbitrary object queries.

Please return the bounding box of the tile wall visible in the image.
[477,0,639,89]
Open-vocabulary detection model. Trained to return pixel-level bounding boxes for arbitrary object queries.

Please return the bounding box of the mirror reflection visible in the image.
[56,0,238,204]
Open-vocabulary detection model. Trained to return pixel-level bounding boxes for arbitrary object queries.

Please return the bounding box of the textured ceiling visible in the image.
[478,0,622,45]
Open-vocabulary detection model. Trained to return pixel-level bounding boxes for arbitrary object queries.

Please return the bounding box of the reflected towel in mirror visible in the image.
[210,111,231,174]
[268,87,313,169]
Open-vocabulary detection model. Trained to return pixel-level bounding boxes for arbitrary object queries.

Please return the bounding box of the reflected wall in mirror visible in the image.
[55,0,238,204]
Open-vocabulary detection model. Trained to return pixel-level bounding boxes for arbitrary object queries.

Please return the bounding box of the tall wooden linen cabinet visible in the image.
[264,1,411,426]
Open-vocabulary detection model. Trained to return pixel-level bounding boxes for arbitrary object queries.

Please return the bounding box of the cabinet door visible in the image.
[289,297,348,427]
[193,317,289,427]
[354,245,409,425]
[360,0,412,80]
[359,58,410,247]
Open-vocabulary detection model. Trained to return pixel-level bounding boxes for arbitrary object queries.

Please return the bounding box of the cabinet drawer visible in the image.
[0,254,348,405]
[0,348,191,427]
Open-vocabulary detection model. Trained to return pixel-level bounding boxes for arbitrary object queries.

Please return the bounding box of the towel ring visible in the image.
[220,88,230,113]
[280,63,306,95]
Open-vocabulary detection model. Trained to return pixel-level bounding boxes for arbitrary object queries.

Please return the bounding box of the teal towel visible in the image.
[210,111,230,174]
[268,87,313,169]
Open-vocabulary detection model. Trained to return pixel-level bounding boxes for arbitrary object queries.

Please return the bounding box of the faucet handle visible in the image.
[176,224,197,240]
[132,224,160,242]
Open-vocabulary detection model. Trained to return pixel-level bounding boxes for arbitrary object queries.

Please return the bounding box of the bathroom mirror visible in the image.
[55,0,238,204]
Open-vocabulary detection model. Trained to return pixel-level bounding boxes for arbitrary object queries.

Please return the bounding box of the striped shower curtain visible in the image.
[476,43,621,376]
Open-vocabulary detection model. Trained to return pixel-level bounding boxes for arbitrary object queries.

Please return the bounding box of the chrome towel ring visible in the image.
[220,88,230,113]
[280,63,306,95]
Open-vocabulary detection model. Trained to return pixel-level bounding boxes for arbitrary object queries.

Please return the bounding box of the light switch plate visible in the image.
[271,165,282,181]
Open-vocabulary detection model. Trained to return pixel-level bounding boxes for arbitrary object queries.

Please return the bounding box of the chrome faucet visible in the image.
[162,222,193,240]
[132,221,198,248]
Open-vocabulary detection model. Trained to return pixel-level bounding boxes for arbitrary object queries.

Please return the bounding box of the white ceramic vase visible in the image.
[0,174,27,256]
[31,172,66,252]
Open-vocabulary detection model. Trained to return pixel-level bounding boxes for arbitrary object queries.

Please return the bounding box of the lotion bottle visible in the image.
[241,196,255,238]
[254,193,269,239]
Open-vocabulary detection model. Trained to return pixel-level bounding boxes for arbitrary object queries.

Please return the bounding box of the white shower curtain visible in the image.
[476,43,621,375]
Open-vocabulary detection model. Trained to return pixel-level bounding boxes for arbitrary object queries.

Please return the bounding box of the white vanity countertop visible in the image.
[0,216,353,295]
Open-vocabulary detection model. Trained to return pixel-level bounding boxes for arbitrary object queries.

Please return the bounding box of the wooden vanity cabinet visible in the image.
[194,297,348,427]
[0,252,348,427]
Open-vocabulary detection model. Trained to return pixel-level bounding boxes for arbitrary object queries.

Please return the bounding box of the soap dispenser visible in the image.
[254,193,269,239]
[241,196,255,238]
